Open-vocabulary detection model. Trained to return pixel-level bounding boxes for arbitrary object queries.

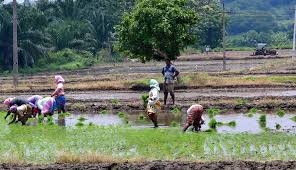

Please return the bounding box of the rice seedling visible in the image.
[216,122,224,127]
[247,108,258,118]
[138,114,146,121]
[59,112,71,119]
[236,98,247,106]
[259,114,266,128]
[227,121,236,127]
[75,122,84,126]
[111,99,119,105]
[47,116,54,126]
[291,116,296,122]
[78,116,87,122]
[38,115,44,124]
[276,109,286,117]
[247,113,254,117]
[208,119,217,129]
[117,112,126,118]
[99,110,109,114]
[207,108,221,119]
[170,121,178,127]
[141,94,149,108]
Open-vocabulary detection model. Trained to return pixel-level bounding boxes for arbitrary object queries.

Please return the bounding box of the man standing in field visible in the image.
[162,59,179,105]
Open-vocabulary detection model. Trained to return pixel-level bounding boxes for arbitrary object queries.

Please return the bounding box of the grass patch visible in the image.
[276,109,286,117]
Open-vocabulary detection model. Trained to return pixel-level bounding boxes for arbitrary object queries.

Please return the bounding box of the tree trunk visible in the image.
[12,0,18,87]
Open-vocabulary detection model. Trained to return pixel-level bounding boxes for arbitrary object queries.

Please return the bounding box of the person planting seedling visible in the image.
[37,97,57,117]
[183,104,205,132]
[8,104,33,125]
[3,97,29,120]
[146,79,161,128]
[27,95,43,117]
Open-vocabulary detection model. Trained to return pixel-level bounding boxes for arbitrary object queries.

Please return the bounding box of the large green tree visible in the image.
[115,0,198,62]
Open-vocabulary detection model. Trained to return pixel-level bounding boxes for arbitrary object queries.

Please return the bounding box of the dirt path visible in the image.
[2,161,296,170]
[2,87,296,101]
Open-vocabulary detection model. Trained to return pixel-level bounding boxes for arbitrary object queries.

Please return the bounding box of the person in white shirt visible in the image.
[147,79,161,128]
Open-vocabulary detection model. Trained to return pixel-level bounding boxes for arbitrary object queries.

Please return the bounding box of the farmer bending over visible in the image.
[8,104,33,125]
[27,95,43,117]
[162,59,179,105]
[183,104,205,132]
[37,97,56,117]
[147,79,161,128]
[3,97,29,119]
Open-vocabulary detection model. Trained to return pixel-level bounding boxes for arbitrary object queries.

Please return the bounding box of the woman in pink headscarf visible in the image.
[51,75,66,114]
[183,104,205,132]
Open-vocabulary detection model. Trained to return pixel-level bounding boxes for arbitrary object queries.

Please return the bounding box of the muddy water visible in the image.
[53,114,124,127]
[201,113,296,133]
[52,112,296,134]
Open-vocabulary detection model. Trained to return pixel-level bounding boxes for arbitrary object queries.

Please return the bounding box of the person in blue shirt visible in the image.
[162,59,179,105]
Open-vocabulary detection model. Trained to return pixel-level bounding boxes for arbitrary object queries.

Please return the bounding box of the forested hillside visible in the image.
[225,0,295,48]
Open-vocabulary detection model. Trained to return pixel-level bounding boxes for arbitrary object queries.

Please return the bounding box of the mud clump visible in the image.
[2,161,296,170]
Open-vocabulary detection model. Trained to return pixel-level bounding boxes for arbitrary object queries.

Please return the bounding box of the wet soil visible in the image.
[2,160,296,170]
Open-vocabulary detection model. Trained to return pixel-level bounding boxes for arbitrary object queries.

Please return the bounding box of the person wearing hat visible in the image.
[183,104,205,132]
[162,59,179,105]
[147,79,161,128]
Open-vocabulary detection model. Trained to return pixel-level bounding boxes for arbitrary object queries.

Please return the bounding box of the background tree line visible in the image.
[0,0,224,72]
[1,0,294,73]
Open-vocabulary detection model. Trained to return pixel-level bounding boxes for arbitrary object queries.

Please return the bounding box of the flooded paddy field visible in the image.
[25,110,296,134]
[0,52,296,168]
